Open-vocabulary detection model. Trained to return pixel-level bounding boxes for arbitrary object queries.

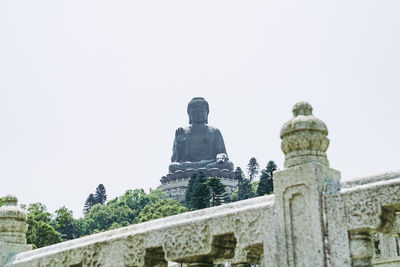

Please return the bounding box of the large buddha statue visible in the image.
[162,97,234,183]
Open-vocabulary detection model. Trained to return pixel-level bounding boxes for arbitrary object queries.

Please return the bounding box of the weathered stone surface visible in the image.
[0,195,28,245]
[341,177,400,232]
[349,232,374,267]
[5,196,273,266]
[342,171,400,189]
[373,257,400,267]
[0,195,31,266]
[280,101,329,169]
[374,233,399,258]
[323,193,352,266]
[274,163,341,267]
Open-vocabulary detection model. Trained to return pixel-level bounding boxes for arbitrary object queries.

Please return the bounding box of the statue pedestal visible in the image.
[159,169,238,202]
[161,168,235,184]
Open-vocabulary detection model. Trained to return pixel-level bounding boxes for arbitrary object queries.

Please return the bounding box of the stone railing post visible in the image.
[349,231,374,267]
[0,195,32,267]
[271,102,341,267]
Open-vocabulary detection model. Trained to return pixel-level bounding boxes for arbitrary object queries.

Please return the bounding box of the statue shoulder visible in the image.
[207,126,222,134]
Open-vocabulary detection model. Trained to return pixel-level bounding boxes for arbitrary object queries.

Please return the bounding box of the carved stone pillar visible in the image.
[272,102,341,267]
[0,195,32,266]
[349,232,373,267]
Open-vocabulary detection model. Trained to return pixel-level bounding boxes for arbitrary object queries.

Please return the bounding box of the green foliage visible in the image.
[84,193,96,214]
[247,157,260,182]
[265,160,277,193]
[27,203,52,223]
[207,177,226,207]
[74,217,91,237]
[257,170,271,196]
[188,172,210,209]
[191,182,210,209]
[257,160,277,196]
[0,197,3,207]
[26,203,62,248]
[239,178,255,200]
[232,176,257,202]
[185,172,209,209]
[82,189,169,233]
[186,173,231,209]
[53,206,78,240]
[118,189,167,218]
[266,160,277,177]
[28,221,62,249]
[83,204,120,232]
[251,181,259,199]
[230,189,238,201]
[84,184,108,214]
[95,184,107,204]
[20,187,191,247]
[137,199,188,223]
[185,173,198,206]
[233,167,245,181]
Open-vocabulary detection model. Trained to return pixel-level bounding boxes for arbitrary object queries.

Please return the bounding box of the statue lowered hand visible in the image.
[216,153,228,163]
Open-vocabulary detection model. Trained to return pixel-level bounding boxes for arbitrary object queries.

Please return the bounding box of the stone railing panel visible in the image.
[341,178,400,232]
[6,196,273,267]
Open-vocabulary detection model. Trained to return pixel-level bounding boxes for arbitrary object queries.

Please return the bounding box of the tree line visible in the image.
[183,158,277,209]
[0,158,276,249]
[0,187,187,249]
[231,158,277,201]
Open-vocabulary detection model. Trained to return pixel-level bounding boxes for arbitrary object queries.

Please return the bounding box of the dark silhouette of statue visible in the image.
[161,97,234,183]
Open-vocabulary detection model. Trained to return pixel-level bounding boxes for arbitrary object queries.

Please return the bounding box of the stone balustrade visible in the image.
[5,195,272,266]
[1,102,400,267]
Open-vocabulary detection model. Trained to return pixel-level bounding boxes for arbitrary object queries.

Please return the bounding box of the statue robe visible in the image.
[171,126,227,163]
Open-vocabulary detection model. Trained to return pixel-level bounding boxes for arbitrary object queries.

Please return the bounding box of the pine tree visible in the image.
[237,177,253,200]
[190,172,210,209]
[83,193,96,213]
[266,161,277,177]
[222,190,231,204]
[257,170,270,196]
[191,182,210,210]
[233,167,245,181]
[207,177,226,207]
[231,166,255,201]
[185,173,198,207]
[247,157,260,182]
[265,160,277,193]
[95,184,107,205]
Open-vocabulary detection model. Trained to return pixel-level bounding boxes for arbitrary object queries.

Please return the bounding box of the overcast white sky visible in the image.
[1,1,399,218]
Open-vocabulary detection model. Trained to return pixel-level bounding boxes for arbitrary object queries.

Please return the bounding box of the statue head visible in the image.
[187,97,209,124]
